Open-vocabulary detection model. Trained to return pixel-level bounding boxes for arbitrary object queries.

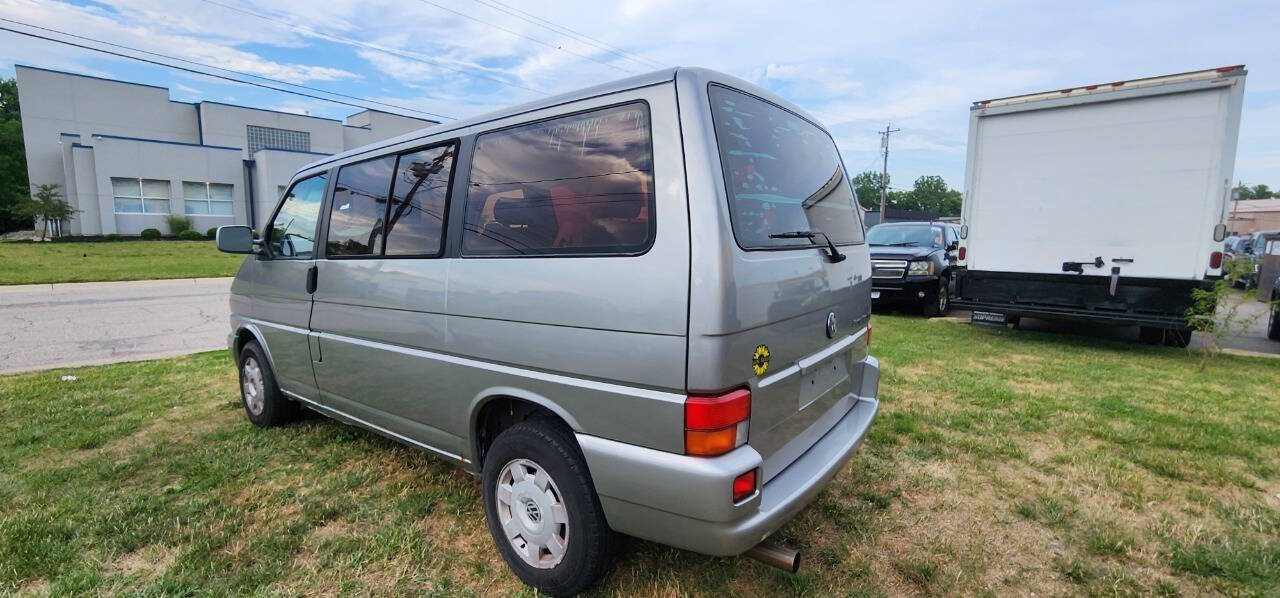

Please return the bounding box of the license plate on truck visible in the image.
[971,311,1008,326]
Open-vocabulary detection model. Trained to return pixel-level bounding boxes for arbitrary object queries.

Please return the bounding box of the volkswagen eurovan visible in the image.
[217,67,879,596]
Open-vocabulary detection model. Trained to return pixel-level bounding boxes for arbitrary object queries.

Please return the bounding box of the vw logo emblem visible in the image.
[524,499,541,523]
[826,312,838,339]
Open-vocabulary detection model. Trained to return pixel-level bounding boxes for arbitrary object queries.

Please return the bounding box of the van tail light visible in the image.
[732,469,757,502]
[685,388,750,456]
[958,246,967,261]
[1210,251,1223,269]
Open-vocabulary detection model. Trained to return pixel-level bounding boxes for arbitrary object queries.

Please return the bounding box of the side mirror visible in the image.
[215,225,256,254]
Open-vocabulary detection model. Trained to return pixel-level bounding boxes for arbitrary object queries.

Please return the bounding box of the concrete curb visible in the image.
[0,277,233,295]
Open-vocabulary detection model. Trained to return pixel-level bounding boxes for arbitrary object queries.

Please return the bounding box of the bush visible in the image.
[178,229,204,240]
[104,233,123,242]
[206,227,218,239]
[140,228,162,240]
[164,215,192,236]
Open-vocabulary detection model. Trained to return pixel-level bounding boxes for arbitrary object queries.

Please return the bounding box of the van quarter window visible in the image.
[385,144,456,256]
[328,156,395,256]
[709,85,864,250]
[268,173,327,259]
[462,102,655,256]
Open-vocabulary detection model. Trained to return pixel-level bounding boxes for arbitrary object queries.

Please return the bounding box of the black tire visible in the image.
[482,420,615,597]
[236,341,300,427]
[922,275,950,318]
[1268,295,1280,342]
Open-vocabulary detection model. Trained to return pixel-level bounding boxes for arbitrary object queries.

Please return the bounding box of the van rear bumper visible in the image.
[577,355,879,556]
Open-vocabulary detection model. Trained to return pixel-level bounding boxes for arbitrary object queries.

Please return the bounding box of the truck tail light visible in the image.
[685,388,750,456]
[732,469,757,502]
[1210,251,1223,269]
[958,246,967,261]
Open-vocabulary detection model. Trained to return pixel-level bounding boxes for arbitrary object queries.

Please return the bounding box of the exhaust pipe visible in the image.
[744,540,801,573]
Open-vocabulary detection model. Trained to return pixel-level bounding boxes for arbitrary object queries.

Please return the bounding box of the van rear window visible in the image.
[709,85,864,250]
[462,103,655,256]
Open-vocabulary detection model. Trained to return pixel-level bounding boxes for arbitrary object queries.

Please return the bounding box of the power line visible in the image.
[0,22,457,120]
[200,0,548,95]
[0,17,452,121]
[410,0,636,75]
[466,0,664,70]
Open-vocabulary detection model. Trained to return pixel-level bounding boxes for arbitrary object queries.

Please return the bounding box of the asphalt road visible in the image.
[0,278,231,374]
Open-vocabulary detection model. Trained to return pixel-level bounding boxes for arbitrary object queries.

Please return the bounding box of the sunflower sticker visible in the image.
[752,344,771,376]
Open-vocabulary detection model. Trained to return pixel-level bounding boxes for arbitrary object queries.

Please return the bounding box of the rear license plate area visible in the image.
[799,356,848,411]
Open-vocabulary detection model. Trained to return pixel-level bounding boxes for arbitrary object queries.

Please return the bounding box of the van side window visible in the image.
[328,156,395,257]
[268,173,327,259]
[462,103,655,256]
[385,144,456,256]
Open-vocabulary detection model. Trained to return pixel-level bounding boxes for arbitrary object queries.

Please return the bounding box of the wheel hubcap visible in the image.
[496,458,569,569]
[241,357,265,416]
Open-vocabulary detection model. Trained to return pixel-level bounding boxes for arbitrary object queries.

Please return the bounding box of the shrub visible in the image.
[178,229,204,240]
[104,233,123,242]
[164,214,192,235]
[206,227,218,239]
[140,228,162,240]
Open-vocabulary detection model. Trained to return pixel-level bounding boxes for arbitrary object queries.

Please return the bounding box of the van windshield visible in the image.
[709,85,863,249]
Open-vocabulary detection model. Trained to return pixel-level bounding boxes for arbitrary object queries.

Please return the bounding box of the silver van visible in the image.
[217,67,879,595]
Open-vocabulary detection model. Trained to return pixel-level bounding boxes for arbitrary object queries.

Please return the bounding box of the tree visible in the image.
[851,170,888,211]
[19,184,77,241]
[0,77,29,233]
[1234,183,1275,200]
[889,175,963,216]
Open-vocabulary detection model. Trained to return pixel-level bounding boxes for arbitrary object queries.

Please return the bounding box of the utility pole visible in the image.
[878,124,900,220]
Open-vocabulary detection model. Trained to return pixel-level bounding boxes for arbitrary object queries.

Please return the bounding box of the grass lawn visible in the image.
[1,316,1277,596]
[0,241,244,285]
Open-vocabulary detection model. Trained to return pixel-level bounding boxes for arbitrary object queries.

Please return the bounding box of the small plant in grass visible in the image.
[139,228,162,240]
[104,233,122,241]
[178,229,203,240]
[164,214,192,236]
[1186,257,1273,369]
[206,227,217,239]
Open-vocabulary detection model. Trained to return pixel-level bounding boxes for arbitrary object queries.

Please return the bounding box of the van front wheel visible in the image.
[482,420,615,597]
[237,341,299,427]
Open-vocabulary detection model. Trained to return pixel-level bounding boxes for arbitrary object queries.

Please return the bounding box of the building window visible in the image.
[182,182,234,216]
[112,178,170,214]
[247,125,311,153]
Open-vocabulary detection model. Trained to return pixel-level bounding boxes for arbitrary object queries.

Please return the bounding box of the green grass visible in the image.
[0,240,244,285]
[1,316,1277,595]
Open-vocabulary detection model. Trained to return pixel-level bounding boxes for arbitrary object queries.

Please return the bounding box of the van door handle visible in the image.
[306,265,318,294]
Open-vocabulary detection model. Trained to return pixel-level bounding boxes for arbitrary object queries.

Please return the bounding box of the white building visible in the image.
[15,65,437,236]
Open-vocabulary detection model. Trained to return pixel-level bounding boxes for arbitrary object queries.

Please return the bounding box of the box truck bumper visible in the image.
[954,270,1212,328]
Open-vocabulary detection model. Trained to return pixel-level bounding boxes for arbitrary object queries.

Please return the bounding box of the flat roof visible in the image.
[975,65,1246,109]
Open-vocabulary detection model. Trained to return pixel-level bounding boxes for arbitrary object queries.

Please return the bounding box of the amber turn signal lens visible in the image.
[685,427,738,456]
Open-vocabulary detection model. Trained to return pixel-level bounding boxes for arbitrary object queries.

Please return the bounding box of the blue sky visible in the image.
[1,0,1277,191]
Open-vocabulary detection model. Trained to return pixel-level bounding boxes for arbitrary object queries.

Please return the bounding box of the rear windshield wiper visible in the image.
[768,230,847,262]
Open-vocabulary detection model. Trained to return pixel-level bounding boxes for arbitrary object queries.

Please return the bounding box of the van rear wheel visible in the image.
[482,420,615,597]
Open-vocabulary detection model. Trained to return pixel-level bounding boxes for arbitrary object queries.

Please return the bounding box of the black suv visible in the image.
[867,221,961,317]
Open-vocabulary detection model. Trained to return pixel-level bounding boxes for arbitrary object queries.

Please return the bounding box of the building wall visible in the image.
[1228,199,1280,235]
[16,65,199,201]
[15,65,437,236]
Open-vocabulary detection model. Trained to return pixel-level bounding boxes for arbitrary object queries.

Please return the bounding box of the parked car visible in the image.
[954,66,1248,347]
[215,67,879,596]
[1236,230,1280,289]
[1269,275,1280,341]
[867,221,960,317]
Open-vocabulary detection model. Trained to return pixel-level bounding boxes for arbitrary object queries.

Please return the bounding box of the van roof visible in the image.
[302,68,680,172]
[300,66,830,174]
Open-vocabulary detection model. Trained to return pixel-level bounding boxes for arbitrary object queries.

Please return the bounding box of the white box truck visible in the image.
[954,66,1247,346]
